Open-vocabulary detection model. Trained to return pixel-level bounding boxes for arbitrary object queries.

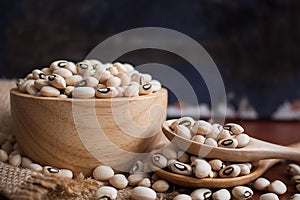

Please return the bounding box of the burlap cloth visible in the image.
[0,80,178,200]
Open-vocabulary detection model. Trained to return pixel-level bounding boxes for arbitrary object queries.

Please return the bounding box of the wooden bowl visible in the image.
[10,88,167,175]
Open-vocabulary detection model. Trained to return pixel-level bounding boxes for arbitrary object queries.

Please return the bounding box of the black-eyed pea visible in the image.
[78,77,99,88]
[206,123,223,139]
[41,67,52,75]
[76,61,93,77]
[223,123,244,135]
[95,70,111,83]
[212,189,231,200]
[151,173,160,182]
[65,61,77,74]
[1,141,13,154]
[40,86,60,97]
[192,158,212,178]
[267,180,287,195]
[291,194,300,200]
[124,84,139,97]
[177,151,190,164]
[107,66,119,76]
[18,79,30,92]
[25,80,38,95]
[131,73,144,84]
[141,73,152,83]
[219,165,241,178]
[32,69,46,80]
[253,177,271,190]
[96,186,118,200]
[208,159,225,171]
[150,80,161,92]
[59,169,73,179]
[139,83,153,95]
[170,117,195,130]
[64,86,75,97]
[237,164,251,175]
[26,73,34,80]
[21,157,32,168]
[218,138,238,148]
[106,76,121,88]
[168,159,193,176]
[190,188,212,200]
[53,67,73,78]
[29,163,43,172]
[174,125,192,140]
[109,174,128,189]
[49,60,68,71]
[116,72,131,87]
[88,59,102,69]
[113,62,128,73]
[0,149,8,162]
[232,186,253,200]
[235,133,250,148]
[190,120,212,135]
[152,154,168,168]
[58,94,68,98]
[116,86,125,97]
[123,63,134,72]
[34,79,49,90]
[217,130,232,141]
[43,166,60,176]
[297,184,300,192]
[259,193,279,200]
[288,163,300,176]
[138,178,151,187]
[204,138,218,147]
[93,165,115,181]
[131,186,157,200]
[96,86,118,98]
[291,175,300,185]
[152,179,169,192]
[173,194,192,200]
[73,87,95,98]
[128,173,148,186]
[192,135,206,144]
[65,75,83,86]
[48,74,66,89]
[130,160,144,174]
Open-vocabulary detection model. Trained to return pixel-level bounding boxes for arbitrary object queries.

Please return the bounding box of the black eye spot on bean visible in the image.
[223,167,234,175]
[48,75,56,81]
[58,61,67,68]
[221,139,234,146]
[174,163,187,171]
[153,155,161,162]
[77,80,87,87]
[39,73,46,79]
[143,84,152,90]
[98,196,110,200]
[47,167,59,173]
[80,63,89,69]
[204,191,212,199]
[98,87,110,94]
[244,191,252,198]
[178,120,191,127]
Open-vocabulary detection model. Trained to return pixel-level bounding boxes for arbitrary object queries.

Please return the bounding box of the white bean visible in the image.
[76,61,93,77]
[219,165,241,178]
[34,79,49,90]
[223,123,244,135]
[109,174,128,189]
[53,68,73,78]
[48,74,66,89]
[212,189,231,200]
[128,173,149,186]
[0,149,8,162]
[208,159,225,171]
[291,194,300,200]
[41,67,52,75]
[204,138,218,147]
[116,72,131,87]
[138,178,151,187]
[40,86,60,97]
[206,123,223,139]
[93,165,114,181]
[107,66,119,75]
[49,60,68,70]
[237,164,251,175]
[94,70,111,83]
[192,158,212,178]
[174,194,192,200]
[152,154,168,168]
[192,135,206,144]
[29,163,43,172]
[217,130,232,140]
[21,157,32,168]
[25,80,38,95]
[161,147,177,160]
[64,86,75,97]
[168,159,192,176]
[124,84,139,97]
[96,186,118,200]
[32,69,46,80]
[267,180,287,195]
[152,179,169,192]
[253,177,270,190]
[131,186,156,200]
[174,125,192,140]
[190,188,212,200]
[235,133,250,148]
[150,80,161,91]
[288,164,300,176]
[113,62,128,73]
[8,154,21,167]
[59,169,73,179]
[73,87,95,98]
[65,75,83,86]
[232,186,253,200]
[259,193,279,200]
[190,120,212,135]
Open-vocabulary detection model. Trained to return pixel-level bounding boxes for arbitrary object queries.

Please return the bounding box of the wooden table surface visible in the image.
[232,120,300,199]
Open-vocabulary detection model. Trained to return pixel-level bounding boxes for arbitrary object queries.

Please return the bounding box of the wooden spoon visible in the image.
[150,142,300,188]
[162,120,300,162]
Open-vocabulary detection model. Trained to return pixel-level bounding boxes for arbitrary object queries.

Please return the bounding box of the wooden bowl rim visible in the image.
[10,88,167,102]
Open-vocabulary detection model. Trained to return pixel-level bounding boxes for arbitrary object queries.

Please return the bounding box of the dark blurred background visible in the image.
[1,0,300,119]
